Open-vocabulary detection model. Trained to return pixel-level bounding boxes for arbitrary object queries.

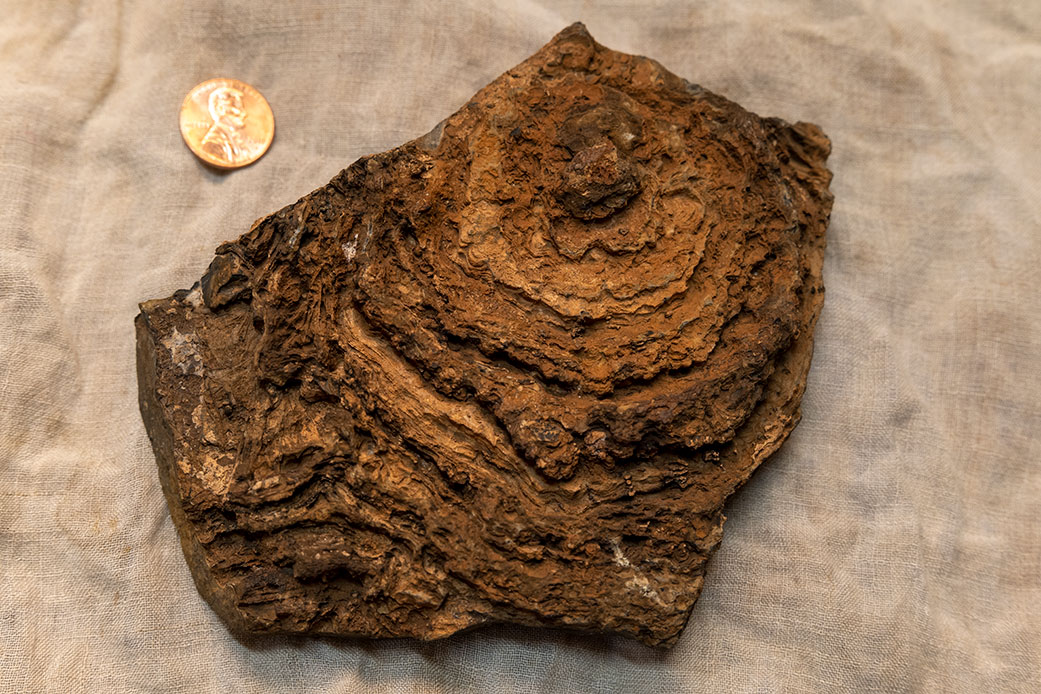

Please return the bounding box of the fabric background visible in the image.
[2,1,1039,691]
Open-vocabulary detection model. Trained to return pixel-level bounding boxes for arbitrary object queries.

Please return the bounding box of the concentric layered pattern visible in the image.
[137,24,833,647]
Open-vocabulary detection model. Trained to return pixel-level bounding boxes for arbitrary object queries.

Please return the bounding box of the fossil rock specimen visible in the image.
[136,23,832,647]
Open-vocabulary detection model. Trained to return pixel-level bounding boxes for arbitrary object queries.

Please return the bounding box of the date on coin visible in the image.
[179,78,274,169]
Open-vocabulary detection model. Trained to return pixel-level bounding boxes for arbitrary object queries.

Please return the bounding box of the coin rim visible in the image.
[179,77,275,170]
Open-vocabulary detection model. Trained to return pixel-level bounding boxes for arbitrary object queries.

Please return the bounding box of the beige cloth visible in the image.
[2,1,1039,691]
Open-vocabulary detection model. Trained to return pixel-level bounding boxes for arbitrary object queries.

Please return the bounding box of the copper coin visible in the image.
[179,78,274,169]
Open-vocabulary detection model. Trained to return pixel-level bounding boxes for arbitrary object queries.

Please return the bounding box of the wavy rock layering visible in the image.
[136,23,833,647]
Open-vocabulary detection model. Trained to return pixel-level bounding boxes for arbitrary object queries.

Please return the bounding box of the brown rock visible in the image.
[136,23,832,647]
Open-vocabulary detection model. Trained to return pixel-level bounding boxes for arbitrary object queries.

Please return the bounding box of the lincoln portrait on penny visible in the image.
[201,86,248,164]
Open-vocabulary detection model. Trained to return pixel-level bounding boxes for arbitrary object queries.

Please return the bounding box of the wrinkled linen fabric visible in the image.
[1,1,1039,691]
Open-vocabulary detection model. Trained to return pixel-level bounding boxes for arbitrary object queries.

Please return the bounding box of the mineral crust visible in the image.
[136,23,833,647]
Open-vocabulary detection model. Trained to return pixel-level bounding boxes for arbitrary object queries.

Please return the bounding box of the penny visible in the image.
[179,78,274,170]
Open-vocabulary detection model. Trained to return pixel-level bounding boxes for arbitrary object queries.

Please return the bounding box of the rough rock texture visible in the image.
[136,23,833,648]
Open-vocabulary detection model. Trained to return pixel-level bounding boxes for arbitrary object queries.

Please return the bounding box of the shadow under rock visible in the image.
[226,617,674,667]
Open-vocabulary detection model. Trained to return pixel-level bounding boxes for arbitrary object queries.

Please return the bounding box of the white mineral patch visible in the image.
[611,539,666,604]
[184,286,203,308]
[161,328,203,375]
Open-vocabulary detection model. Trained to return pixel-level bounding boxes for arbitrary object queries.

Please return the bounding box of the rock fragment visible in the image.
[137,23,833,647]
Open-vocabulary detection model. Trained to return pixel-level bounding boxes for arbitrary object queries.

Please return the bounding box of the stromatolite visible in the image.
[136,23,833,647]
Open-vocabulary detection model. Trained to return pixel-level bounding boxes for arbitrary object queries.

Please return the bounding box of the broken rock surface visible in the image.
[136,23,833,647]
